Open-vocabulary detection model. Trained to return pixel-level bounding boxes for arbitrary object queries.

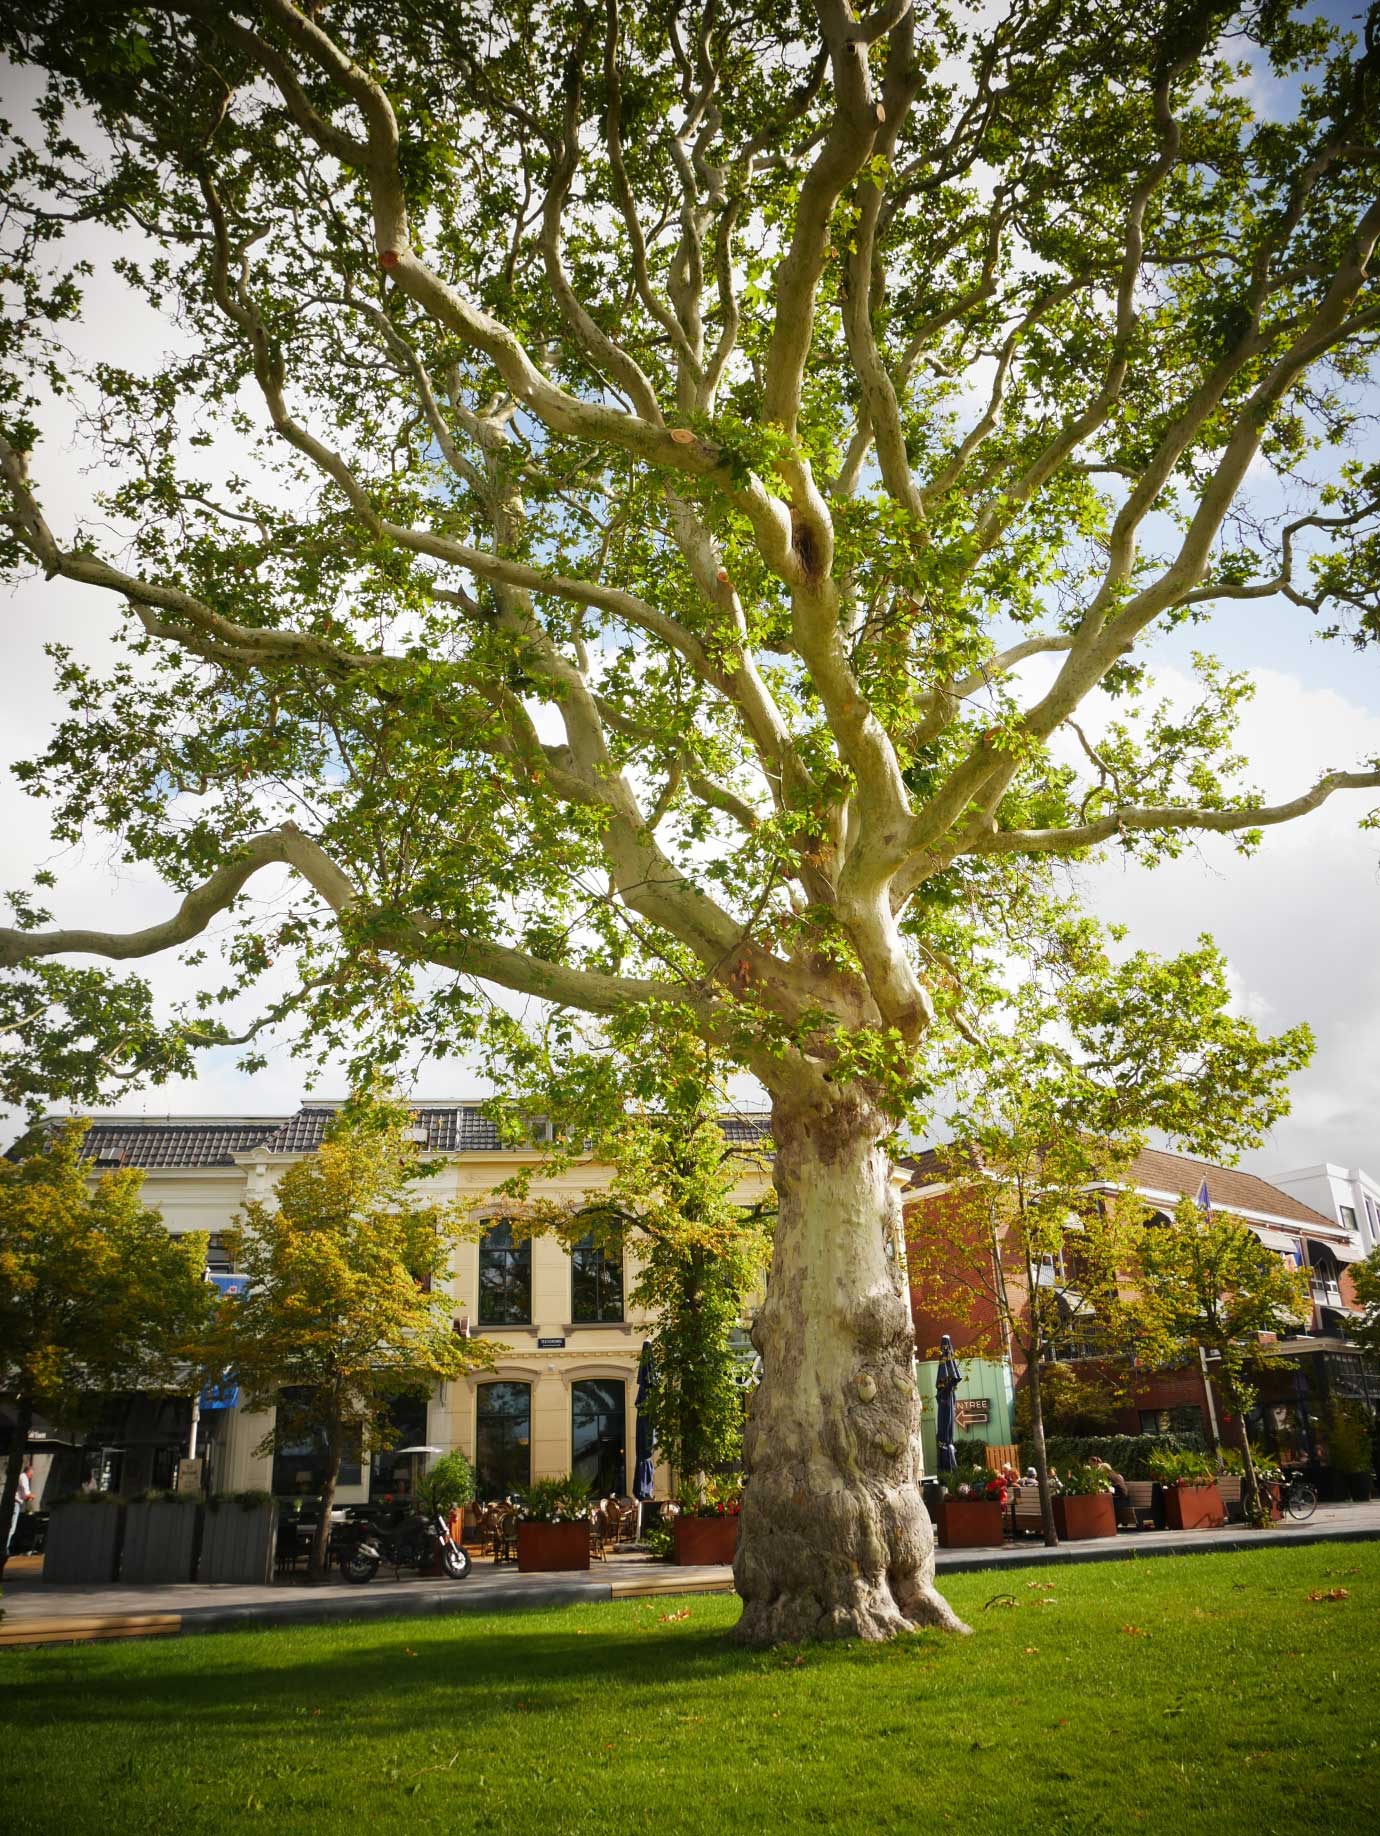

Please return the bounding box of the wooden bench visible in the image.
[1010,1486,1046,1536]
[1122,1479,1161,1530]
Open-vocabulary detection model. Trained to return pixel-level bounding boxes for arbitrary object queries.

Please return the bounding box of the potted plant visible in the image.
[198,1491,279,1584]
[43,1491,125,1584]
[1053,1464,1118,1541]
[1147,1447,1224,1529]
[937,1466,1006,1549]
[122,1489,200,1583]
[1326,1402,1374,1502]
[415,1451,477,1574]
[673,1475,741,1565]
[515,1476,592,1571]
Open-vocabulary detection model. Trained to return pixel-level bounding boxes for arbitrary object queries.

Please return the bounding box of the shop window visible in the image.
[478,1221,531,1326]
[572,1378,626,1498]
[475,1382,532,1500]
[1138,1405,1205,1439]
[205,1233,235,1274]
[369,1393,430,1501]
[571,1234,624,1323]
[270,1387,362,1496]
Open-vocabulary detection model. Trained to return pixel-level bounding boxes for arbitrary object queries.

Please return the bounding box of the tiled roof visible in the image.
[1120,1146,1337,1230]
[904,1139,1337,1233]
[76,1121,286,1170]
[62,1104,773,1170]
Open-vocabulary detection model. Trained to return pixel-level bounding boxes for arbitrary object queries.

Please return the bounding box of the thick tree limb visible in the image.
[969,770,1380,856]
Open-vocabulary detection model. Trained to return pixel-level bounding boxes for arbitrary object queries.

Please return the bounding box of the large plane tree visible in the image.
[1,1,1377,1642]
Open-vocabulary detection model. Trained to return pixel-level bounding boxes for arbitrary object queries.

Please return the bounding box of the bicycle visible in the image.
[1280,1469,1317,1522]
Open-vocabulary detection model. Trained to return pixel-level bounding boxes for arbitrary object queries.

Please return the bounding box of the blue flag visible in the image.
[1195,1177,1212,1217]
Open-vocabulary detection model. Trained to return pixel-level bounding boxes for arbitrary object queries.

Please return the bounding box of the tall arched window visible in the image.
[475,1381,532,1500]
[572,1378,626,1498]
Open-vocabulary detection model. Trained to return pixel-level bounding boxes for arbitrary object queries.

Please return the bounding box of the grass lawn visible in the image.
[2,1542,1376,1835]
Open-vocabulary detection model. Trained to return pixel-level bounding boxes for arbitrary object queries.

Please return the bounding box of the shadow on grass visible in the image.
[3,1609,881,1744]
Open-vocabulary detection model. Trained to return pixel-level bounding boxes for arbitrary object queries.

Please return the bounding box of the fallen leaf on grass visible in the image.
[659,1608,692,1624]
[1121,1625,1149,1638]
[1023,1646,1039,1655]
[1307,1588,1350,1603]
[1027,1580,1056,1591]
[983,1593,1017,1611]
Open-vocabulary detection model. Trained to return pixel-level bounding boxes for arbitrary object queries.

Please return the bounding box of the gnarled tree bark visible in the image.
[735,1085,968,1643]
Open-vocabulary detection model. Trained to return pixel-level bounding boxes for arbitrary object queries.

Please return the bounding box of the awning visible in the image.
[1307,1234,1368,1264]
[1253,1226,1307,1259]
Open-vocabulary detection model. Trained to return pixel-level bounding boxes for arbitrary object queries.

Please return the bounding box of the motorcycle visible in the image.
[337,1502,471,1584]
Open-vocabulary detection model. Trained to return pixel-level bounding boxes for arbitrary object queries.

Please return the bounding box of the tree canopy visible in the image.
[0,1120,212,1570]
[0,0,1375,1121]
[209,1094,492,1572]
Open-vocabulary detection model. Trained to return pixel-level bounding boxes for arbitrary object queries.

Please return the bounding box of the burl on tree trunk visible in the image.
[734,1091,969,1644]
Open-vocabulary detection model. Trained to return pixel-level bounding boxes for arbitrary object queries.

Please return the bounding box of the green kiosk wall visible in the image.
[914,1356,1016,1475]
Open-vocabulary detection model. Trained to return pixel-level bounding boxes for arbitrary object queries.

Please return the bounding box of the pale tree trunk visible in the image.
[734,1088,968,1645]
[1227,1381,1266,1524]
[310,1424,343,1581]
[1023,1357,1060,1548]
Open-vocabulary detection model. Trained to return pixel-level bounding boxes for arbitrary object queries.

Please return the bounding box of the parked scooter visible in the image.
[338,1502,471,1583]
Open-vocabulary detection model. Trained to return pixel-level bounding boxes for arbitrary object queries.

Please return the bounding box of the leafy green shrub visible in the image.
[677,1473,742,1518]
[516,1475,591,1523]
[1146,1447,1215,1486]
[207,1490,275,1511]
[1326,1403,1373,1475]
[1060,1463,1114,1497]
[1019,1432,1204,1480]
[642,1521,674,1561]
[415,1450,476,1517]
[939,1465,998,1500]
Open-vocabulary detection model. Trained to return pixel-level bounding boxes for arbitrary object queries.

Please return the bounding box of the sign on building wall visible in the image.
[537,1337,566,1349]
[955,1397,991,1428]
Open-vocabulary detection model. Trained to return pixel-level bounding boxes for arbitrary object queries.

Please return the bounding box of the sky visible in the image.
[2,9,1378,1185]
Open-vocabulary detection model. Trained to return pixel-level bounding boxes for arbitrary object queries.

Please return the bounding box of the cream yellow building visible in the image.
[64,1102,772,1506]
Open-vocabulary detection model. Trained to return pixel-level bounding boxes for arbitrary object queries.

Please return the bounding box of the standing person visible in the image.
[934,1335,963,1472]
[8,1456,34,1553]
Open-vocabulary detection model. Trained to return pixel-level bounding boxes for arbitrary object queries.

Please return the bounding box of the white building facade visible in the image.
[1273,1162,1380,1260]
[44,1103,771,1507]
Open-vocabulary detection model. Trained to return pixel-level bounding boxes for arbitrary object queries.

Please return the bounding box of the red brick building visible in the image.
[905,1144,1375,1461]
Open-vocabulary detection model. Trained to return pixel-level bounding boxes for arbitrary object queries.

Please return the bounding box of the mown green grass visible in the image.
[2,1542,1376,1836]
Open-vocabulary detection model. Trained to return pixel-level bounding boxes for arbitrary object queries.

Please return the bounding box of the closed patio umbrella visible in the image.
[633,1342,656,1501]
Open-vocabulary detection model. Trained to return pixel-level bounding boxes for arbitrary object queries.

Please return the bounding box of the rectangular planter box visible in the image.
[121,1499,199,1583]
[1054,1493,1117,1541]
[517,1521,590,1572]
[674,1515,739,1565]
[938,1498,1005,1549]
[43,1498,124,1585]
[198,1500,278,1584]
[1163,1481,1225,1530]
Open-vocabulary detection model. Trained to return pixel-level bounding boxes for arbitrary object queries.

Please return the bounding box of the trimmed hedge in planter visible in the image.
[674,1515,739,1565]
[1163,1481,1225,1530]
[938,1498,1005,1549]
[43,1496,124,1584]
[122,1496,200,1583]
[1054,1493,1117,1541]
[199,1496,278,1584]
[517,1522,590,1572]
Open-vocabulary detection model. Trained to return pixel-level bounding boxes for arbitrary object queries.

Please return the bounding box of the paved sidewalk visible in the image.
[2,1500,1377,1647]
